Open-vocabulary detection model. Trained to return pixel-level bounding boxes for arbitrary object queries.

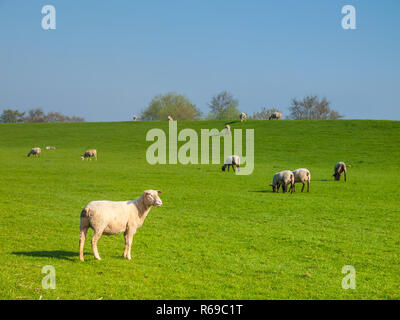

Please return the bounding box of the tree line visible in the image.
[1,92,343,123]
[139,91,343,121]
[0,108,84,123]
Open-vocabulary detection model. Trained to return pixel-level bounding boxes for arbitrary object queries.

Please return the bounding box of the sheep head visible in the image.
[143,190,163,207]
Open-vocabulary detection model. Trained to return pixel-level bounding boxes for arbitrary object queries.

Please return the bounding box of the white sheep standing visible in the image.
[270,170,294,193]
[291,168,311,192]
[333,162,347,181]
[27,147,41,157]
[79,190,163,261]
[222,155,240,173]
[239,112,247,122]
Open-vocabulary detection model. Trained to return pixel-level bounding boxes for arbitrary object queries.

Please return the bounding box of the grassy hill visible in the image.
[0,120,399,299]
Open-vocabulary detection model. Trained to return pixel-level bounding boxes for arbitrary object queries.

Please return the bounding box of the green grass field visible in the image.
[0,120,399,300]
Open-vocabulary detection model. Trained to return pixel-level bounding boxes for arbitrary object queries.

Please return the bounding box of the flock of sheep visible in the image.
[78,155,347,261]
[221,154,347,193]
[27,147,97,160]
[26,114,347,261]
[132,111,283,122]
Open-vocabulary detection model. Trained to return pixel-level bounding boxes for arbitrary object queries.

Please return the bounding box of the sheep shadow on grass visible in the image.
[225,120,241,126]
[12,250,79,261]
[248,190,273,193]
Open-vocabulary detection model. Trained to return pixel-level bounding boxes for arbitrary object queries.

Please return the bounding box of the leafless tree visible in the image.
[289,96,343,120]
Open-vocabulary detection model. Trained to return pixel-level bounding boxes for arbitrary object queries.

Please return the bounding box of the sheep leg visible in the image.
[344,171,347,182]
[301,183,305,192]
[79,227,88,261]
[125,230,136,260]
[282,183,287,193]
[232,164,236,173]
[91,231,103,260]
[123,231,130,258]
[307,180,310,192]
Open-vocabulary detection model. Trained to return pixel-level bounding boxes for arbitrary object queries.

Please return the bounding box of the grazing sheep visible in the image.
[27,147,41,157]
[269,112,282,120]
[133,116,138,121]
[333,162,347,181]
[239,112,247,122]
[79,190,163,261]
[222,155,240,173]
[168,115,174,121]
[270,170,294,193]
[291,168,311,192]
[81,149,97,161]
[46,146,56,150]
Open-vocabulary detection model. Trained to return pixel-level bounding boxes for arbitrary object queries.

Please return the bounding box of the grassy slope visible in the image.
[0,120,399,300]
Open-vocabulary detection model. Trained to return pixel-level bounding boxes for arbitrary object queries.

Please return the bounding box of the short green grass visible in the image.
[0,120,399,300]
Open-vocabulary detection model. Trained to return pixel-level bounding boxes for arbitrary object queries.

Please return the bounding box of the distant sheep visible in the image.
[81,149,97,161]
[269,112,282,120]
[79,190,163,261]
[46,146,56,150]
[271,170,294,193]
[222,155,240,173]
[168,115,174,121]
[27,147,41,157]
[333,162,347,181]
[225,124,231,134]
[291,168,311,192]
[133,116,138,121]
[240,112,247,122]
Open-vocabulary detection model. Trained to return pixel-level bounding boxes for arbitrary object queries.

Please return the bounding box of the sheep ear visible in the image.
[157,190,162,194]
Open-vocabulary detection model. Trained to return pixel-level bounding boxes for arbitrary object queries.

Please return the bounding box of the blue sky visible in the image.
[0,0,399,121]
